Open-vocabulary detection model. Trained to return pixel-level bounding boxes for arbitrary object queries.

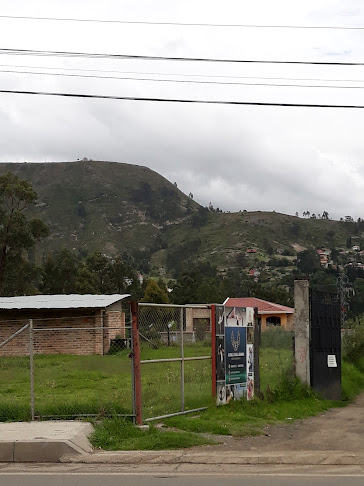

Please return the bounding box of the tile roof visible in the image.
[0,294,130,310]
[223,297,294,314]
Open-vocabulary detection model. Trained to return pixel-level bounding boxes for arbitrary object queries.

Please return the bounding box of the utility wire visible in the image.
[3,67,364,89]
[1,88,364,108]
[2,63,364,84]
[1,48,364,66]
[0,14,363,30]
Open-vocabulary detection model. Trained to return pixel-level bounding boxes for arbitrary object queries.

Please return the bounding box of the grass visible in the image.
[0,343,211,421]
[90,417,215,450]
[2,341,364,451]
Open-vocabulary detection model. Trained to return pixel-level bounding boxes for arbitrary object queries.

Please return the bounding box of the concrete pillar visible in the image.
[294,280,310,385]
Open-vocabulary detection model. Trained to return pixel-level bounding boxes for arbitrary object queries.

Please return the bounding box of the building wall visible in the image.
[185,308,211,333]
[0,308,125,357]
[260,313,294,331]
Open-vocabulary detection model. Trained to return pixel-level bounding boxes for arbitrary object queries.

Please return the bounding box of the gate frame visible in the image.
[131,301,213,425]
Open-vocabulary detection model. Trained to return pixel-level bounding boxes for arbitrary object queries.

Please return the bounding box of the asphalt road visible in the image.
[0,464,363,486]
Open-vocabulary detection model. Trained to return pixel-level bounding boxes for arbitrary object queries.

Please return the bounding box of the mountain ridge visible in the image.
[0,160,357,277]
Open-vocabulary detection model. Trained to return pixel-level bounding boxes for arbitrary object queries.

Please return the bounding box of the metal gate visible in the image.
[310,289,341,400]
[131,302,212,424]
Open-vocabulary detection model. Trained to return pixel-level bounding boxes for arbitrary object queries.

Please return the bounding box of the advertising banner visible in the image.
[215,305,254,405]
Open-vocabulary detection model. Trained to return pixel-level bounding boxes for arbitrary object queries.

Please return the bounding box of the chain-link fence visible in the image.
[0,311,133,421]
[0,319,31,421]
[137,303,212,421]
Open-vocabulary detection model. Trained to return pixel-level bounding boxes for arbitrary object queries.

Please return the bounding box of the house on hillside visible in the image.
[0,294,130,357]
[317,249,331,269]
[223,297,294,331]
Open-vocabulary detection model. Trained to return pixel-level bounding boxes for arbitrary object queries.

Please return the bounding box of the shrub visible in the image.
[343,316,364,368]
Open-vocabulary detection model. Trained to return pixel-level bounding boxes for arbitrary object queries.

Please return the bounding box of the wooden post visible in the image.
[131,301,142,425]
[211,305,216,398]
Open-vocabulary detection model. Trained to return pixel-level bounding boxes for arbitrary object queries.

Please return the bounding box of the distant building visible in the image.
[223,297,294,331]
[317,249,331,268]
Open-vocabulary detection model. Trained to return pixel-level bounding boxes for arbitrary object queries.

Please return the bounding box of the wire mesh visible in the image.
[0,313,134,421]
[137,304,212,419]
[32,316,133,419]
[0,320,32,421]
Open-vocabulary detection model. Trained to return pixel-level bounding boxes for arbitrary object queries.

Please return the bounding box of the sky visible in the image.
[1,1,364,220]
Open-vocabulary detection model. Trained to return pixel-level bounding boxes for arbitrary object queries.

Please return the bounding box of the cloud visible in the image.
[0,0,364,220]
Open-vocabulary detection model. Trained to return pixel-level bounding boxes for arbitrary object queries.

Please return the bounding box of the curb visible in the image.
[63,450,363,466]
[0,422,94,463]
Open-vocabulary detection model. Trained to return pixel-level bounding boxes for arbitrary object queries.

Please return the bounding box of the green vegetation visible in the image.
[0,161,362,298]
[90,417,214,450]
[0,171,49,296]
[0,344,211,422]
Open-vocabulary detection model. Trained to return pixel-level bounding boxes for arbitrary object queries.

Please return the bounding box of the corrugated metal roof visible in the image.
[0,294,130,310]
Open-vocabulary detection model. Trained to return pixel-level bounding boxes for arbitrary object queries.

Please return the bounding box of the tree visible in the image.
[41,249,80,294]
[141,279,169,304]
[297,249,321,275]
[0,172,49,295]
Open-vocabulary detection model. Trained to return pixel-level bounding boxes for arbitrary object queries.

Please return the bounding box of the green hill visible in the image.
[0,161,358,277]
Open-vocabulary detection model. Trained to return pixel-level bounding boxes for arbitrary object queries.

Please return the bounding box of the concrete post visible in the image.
[294,280,310,386]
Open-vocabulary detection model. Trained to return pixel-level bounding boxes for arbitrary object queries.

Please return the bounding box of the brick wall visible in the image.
[0,308,126,356]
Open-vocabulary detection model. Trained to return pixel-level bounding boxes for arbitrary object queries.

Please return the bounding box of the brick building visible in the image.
[0,294,129,357]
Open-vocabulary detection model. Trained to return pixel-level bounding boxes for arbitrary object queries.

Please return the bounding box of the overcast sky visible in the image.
[1,1,364,220]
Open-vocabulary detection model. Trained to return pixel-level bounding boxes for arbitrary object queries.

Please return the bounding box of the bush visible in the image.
[343,316,364,368]
[261,327,294,350]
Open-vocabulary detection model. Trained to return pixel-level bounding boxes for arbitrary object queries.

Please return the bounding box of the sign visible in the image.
[225,326,247,385]
[327,355,337,368]
[215,305,254,405]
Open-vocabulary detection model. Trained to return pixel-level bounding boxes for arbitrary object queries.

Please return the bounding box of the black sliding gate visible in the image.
[310,289,341,400]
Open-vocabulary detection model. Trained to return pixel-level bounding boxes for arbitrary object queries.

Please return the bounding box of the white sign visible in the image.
[327,355,337,368]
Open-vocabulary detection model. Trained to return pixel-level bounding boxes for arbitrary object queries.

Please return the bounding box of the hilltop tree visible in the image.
[0,172,49,295]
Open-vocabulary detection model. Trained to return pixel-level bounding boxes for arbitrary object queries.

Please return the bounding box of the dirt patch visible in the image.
[198,394,364,455]
[292,243,307,252]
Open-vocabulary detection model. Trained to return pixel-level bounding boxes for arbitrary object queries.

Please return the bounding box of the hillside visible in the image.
[0,161,199,268]
[0,161,358,277]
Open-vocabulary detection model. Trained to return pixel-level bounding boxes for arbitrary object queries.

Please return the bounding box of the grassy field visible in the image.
[0,343,288,422]
[0,343,211,421]
[3,342,363,451]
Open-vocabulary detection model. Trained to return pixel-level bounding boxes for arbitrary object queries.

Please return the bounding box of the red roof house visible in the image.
[223,297,294,331]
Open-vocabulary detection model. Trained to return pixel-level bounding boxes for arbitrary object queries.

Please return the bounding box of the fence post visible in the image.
[211,305,216,398]
[180,308,185,413]
[253,307,260,392]
[29,319,35,421]
[131,301,142,425]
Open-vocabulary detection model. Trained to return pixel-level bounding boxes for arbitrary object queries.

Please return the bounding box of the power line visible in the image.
[3,63,364,83]
[0,14,363,30]
[1,88,364,108]
[3,67,364,89]
[1,48,364,66]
